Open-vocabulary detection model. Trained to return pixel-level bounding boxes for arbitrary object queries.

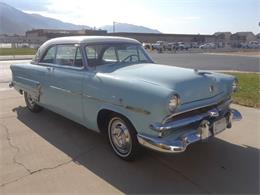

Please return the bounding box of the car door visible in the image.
[47,44,85,123]
[37,45,57,107]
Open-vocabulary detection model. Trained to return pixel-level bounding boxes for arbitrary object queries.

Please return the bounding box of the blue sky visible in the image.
[2,0,260,34]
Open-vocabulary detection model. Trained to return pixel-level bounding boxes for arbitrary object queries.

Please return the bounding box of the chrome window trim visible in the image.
[37,62,86,71]
[83,42,154,67]
[40,44,57,64]
[37,43,87,70]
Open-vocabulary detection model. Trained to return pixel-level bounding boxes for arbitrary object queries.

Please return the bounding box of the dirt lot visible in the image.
[0,84,259,194]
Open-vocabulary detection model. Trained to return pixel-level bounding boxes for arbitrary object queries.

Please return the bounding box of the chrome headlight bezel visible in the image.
[232,78,239,93]
[168,94,181,112]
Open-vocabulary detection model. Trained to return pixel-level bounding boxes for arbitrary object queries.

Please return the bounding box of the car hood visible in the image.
[97,63,232,104]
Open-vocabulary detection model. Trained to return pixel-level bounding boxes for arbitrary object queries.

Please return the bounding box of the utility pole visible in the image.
[113,21,116,33]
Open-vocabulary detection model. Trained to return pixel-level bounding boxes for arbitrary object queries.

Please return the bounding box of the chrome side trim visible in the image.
[16,76,40,85]
[50,86,81,96]
[82,93,150,115]
[82,93,122,105]
[38,62,85,71]
[125,105,150,115]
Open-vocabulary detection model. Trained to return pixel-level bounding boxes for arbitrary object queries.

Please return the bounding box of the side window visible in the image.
[118,46,138,62]
[86,47,98,59]
[41,46,56,63]
[85,46,100,66]
[102,47,117,63]
[56,45,77,66]
[74,48,83,67]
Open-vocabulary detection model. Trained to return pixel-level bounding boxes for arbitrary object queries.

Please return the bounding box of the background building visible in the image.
[230,32,256,47]
[0,29,107,48]
[110,32,213,45]
[0,29,258,49]
[214,32,232,47]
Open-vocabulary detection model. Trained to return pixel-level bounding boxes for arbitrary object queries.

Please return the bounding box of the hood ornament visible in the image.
[194,69,212,75]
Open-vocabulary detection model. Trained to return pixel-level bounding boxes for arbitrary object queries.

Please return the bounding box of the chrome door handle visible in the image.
[46,67,53,71]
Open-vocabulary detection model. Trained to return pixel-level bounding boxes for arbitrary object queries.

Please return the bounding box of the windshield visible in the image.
[85,43,153,66]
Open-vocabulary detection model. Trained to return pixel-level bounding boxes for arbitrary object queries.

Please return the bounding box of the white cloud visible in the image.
[23,0,201,33]
[38,0,157,27]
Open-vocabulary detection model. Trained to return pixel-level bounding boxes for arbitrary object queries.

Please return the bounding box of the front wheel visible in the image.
[24,92,43,113]
[108,115,140,161]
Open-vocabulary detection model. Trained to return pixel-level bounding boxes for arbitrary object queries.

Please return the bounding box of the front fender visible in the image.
[95,102,161,137]
[82,72,175,136]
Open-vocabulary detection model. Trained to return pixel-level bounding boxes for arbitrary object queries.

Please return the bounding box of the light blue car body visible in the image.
[10,36,242,153]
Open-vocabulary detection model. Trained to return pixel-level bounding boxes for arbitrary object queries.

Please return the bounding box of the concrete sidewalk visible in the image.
[0,84,259,194]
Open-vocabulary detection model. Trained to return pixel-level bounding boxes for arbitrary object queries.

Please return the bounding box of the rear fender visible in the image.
[13,76,41,102]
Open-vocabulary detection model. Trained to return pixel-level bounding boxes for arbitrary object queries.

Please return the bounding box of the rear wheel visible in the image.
[108,115,140,161]
[24,92,43,113]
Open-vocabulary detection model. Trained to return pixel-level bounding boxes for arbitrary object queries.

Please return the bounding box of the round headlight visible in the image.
[232,78,239,92]
[169,94,180,112]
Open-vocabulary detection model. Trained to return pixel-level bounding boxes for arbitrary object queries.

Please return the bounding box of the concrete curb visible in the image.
[0,55,34,61]
[210,70,260,74]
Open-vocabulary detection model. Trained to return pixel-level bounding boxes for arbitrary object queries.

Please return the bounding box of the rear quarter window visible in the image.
[41,46,56,63]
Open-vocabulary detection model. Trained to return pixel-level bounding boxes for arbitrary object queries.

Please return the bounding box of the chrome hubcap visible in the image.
[109,118,132,156]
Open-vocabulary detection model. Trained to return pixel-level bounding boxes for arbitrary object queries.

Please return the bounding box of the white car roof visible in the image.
[42,36,140,46]
[36,36,141,62]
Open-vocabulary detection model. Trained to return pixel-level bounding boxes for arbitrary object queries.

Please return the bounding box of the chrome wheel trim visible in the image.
[108,117,132,157]
[27,94,35,108]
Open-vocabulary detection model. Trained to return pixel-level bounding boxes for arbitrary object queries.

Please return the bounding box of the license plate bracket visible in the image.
[213,117,227,135]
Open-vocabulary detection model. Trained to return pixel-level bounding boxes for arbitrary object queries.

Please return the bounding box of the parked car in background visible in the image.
[142,42,152,50]
[247,41,260,49]
[176,42,189,50]
[199,43,216,49]
[10,36,242,161]
[240,42,248,48]
[152,41,168,51]
[166,42,177,51]
[191,42,199,48]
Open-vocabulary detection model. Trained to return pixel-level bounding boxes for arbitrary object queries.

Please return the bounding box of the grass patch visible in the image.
[223,72,260,108]
[0,48,37,56]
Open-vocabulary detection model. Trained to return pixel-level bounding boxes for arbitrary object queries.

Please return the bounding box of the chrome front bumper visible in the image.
[137,108,242,153]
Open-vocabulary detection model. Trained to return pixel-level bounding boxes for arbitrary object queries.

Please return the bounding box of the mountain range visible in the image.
[0,2,160,34]
[101,23,160,33]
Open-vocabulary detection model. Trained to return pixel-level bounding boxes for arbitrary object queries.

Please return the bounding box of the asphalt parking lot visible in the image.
[149,52,260,72]
[0,56,260,194]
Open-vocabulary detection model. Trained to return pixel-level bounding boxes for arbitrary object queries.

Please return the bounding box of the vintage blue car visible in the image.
[10,36,242,160]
